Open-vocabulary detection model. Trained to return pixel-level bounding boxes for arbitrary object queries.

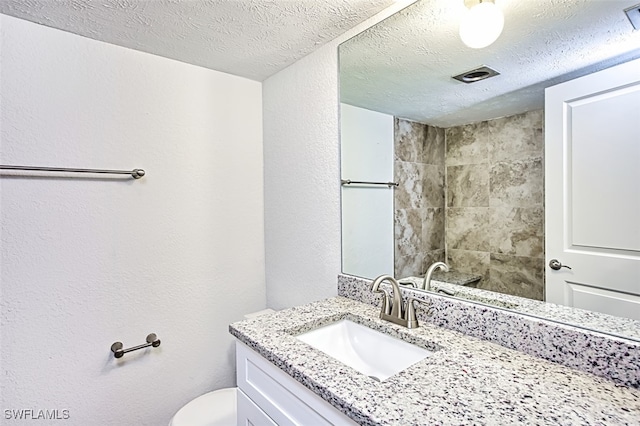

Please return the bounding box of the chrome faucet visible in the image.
[423,262,449,291]
[370,275,419,329]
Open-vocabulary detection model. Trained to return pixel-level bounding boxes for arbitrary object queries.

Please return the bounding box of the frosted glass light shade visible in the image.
[459,1,504,49]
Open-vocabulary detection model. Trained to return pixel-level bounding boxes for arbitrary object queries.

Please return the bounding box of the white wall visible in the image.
[263,1,415,309]
[0,15,265,426]
[340,104,394,278]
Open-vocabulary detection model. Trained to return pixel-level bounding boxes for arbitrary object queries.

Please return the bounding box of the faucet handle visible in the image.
[405,298,417,322]
[404,297,433,329]
[404,298,419,329]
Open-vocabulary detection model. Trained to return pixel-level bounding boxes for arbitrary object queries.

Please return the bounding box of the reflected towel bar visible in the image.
[341,179,398,188]
[111,333,161,359]
[0,165,145,179]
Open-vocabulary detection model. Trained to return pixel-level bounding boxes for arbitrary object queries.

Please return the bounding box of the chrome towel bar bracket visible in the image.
[111,333,160,359]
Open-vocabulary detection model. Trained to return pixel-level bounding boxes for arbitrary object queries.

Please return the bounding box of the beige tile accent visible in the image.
[490,206,544,258]
[447,249,490,284]
[424,126,445,165]
[490,158,544,207]
[423,164,445,208]
[488,110,543,163]
[446,207,490,251]
[394,208,422,257]
[488,254,545,300]
[447,164,489,207]
[445,121,488,166]
[423,249,446,274]
[395,118,425,162]
[395,161,424,209]
[422,208,444,252]
[395,253,425,278]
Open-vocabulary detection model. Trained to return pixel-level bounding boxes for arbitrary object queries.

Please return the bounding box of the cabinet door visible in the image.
[237,389,277,426]
[236,341,358,426]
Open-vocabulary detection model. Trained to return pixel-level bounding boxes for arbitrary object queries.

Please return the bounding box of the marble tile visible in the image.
[489,110,543,163]
[446,164,489,207]
[394,118,425,163]
[445,121,488,166]
[394,208,422,257]
[395,253,424,278]
[424,125,445,165]
[488,254,544,300]
[490,206,544,258]
[394,161,423,209]
[447,249,490,283]
[423,249,446,274]
[422,164,444,208]
[490,158,543,207]
[446,207,490,251]
[422,208,444,251]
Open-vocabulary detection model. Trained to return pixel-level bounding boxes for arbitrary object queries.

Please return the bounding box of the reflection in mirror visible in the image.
[339,0,640,340]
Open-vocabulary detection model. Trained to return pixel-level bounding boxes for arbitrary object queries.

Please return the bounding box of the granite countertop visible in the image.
[230,297,640,426]
[427,280,640,342]
[394,274,640,342]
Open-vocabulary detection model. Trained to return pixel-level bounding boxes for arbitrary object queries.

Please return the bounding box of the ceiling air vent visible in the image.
[625,3,640,30]
[452,65,500,83]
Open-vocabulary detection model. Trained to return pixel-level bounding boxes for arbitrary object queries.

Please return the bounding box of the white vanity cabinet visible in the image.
[235,341,358,426]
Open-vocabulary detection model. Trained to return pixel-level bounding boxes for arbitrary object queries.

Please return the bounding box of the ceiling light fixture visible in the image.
[459,0,504,49]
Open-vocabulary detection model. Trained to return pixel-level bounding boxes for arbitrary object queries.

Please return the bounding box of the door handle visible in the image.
[549,259,572,270]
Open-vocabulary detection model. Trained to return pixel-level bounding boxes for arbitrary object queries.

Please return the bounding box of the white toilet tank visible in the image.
[169,388,237,426]
[169,309,276,426]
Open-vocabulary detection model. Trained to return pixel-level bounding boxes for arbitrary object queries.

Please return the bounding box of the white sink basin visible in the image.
[296,319,432,381]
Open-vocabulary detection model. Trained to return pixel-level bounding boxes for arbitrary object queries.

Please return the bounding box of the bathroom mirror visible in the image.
[339,0,640,340]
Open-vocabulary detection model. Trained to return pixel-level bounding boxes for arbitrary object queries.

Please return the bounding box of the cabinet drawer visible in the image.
[237,388,277,426]
[235,341,357,426]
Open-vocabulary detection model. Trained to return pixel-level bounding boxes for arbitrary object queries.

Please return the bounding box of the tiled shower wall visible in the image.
[394,110,545,300]
[394,119,446,277]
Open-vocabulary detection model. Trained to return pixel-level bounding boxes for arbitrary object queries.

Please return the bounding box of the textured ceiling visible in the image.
[0,0,395,81]
[340,0,640,127]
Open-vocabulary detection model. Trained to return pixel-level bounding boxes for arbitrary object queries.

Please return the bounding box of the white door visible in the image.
[545,58,640,320]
